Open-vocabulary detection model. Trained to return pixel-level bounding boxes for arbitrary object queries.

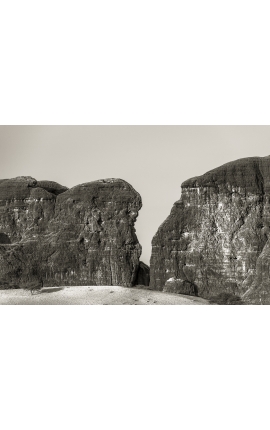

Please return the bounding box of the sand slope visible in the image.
[0,285,209,305]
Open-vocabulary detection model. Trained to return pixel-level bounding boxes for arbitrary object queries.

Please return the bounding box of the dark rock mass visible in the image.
[150,156,270,304]
[0,177,142,288]
[135,261,150,286]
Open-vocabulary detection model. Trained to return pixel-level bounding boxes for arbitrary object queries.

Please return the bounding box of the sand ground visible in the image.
[0,285,209,305]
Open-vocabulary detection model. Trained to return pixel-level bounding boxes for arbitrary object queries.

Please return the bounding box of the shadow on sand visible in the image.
[40,287,64,294]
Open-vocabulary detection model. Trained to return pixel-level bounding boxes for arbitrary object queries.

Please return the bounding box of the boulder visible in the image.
[164,277,198,296]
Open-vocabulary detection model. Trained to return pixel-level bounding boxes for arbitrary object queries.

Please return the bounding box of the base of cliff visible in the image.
[0,285,209,305]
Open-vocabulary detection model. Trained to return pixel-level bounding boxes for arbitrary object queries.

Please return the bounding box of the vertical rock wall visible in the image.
[150,156,270,303]
[0,177,142,288]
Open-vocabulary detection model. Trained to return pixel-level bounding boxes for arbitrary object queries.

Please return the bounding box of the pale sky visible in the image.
[1,125,270,264]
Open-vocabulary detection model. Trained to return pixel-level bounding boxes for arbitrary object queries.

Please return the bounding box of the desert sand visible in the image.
[0,285,209,305]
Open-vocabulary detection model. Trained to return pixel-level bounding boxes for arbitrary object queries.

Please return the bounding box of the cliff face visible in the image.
[150,156,270,303]
[0,177,65,241]
[0,177,142,288]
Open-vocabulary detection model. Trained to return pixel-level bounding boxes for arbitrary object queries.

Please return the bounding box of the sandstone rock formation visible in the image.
[150,156,270,304]
[0,177,142,288]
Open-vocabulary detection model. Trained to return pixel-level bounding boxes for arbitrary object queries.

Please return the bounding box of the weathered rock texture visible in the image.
[0,177,142,288]
[150,156,270,304]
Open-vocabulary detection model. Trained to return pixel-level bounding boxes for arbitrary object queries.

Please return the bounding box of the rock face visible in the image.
[150,156,270,303]
[0,177,142,288]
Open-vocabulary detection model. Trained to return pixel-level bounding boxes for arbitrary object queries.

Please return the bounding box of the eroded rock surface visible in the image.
[150,156,270,303]
[0,177,142,288]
